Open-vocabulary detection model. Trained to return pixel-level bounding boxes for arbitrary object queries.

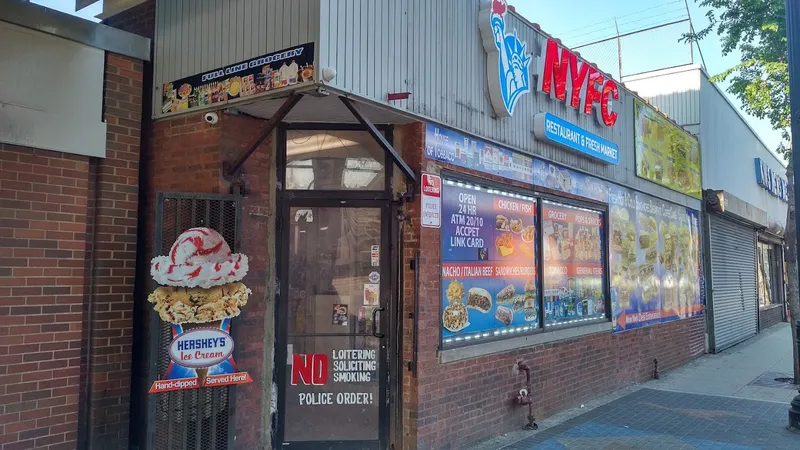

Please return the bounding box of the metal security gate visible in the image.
[708,214,757,352]
[149,192,241,450]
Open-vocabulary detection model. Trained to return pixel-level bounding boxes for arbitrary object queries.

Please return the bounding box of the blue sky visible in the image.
[510,0,786,156]
[33,0,101,21]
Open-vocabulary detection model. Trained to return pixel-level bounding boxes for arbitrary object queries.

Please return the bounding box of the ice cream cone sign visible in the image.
[148,228,253,393]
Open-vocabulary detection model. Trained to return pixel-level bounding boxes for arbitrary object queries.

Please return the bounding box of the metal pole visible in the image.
[786,0,800,432]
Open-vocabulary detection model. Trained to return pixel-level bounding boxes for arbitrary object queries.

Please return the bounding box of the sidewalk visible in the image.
[470,323,799,450]
[648,322,795,403]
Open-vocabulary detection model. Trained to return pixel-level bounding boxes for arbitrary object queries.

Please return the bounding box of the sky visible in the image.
[510,0,786,158]
[32,0,101,22]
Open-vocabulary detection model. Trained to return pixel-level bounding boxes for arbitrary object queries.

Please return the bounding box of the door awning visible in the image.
[224,94,417,184]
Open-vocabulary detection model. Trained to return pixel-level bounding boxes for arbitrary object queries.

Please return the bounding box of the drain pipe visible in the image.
[513,361,538,430]
[653,357,660,379]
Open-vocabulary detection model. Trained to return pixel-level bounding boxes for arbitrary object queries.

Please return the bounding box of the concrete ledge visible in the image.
[438,321,613,364]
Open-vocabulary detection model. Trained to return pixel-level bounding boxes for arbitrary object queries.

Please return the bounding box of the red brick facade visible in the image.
[141,113,274,449]
[397,122,706,450]
[0,53,143,450]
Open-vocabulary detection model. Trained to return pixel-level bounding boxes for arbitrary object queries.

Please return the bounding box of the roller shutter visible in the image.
[709,214,757,352]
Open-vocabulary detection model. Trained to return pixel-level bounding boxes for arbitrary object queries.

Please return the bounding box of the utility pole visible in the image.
[786,0,800,431]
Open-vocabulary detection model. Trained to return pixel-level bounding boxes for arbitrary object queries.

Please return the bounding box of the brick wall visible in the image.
[142,112,274,449]
[102,0,155,38]
[0,145,89,450]
[759,306,785,331]
[397,122,706,450]
[0,52,143,450]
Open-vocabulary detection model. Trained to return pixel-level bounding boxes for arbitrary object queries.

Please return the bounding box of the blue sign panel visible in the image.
[424,123,534,184]
[754,158,788,202]
[533,113,620,165]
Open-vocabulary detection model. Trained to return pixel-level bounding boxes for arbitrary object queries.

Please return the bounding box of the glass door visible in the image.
[280,206,388,449]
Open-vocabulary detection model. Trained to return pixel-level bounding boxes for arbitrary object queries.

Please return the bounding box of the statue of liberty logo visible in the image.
[480,0,532,117]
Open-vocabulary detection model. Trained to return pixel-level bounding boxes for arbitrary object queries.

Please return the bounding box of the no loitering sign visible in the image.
[421,173,442,228]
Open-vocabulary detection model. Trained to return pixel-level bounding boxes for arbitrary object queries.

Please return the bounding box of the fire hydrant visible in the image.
[513,361,538,430]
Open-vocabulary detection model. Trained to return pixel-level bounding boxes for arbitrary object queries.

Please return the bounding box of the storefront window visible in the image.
[542,201,606,326]
[758,242,774,307]
[286,130,386,190]
[440,180,539,345]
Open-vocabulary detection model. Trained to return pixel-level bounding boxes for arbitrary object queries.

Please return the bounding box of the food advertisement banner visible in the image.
[608,186,703,332]
[541,202,607,326]
[425,124,535,184]
[148,228,252,393]
[533,159,608,203]
[634,99,702,199]
[161,43,315,116]
[440,182,538,344]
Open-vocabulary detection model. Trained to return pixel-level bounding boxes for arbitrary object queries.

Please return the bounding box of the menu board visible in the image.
[541,202,606,326]
[634,99,702,199]
[440,183,538,343]
[608,185,703,332]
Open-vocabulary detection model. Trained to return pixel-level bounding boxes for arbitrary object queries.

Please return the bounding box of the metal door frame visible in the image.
[148,191,242,450]
[272,124,400,449]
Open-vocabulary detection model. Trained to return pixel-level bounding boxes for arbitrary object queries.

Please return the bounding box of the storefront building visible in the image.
[0,2,150,449]
[87,0,706,449]
[625,65,789,351]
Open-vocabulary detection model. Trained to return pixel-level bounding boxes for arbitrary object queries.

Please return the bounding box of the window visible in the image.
[285,130,386,190]
[758,242,774,307]
[438,178,609,348]
[541,201,606,327]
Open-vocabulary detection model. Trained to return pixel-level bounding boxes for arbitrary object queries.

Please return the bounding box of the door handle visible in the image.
[372,307,386,338]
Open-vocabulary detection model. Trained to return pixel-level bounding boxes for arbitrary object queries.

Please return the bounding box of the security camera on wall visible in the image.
[204,112,219,125]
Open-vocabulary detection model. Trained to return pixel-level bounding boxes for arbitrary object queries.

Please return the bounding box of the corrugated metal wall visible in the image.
[151,0,701,210]
[622,66,701,130]
[708,214,757,352]
[317,0,700,211]
[153,0,320,118]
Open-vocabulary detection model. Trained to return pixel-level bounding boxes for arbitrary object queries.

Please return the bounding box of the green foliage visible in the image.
[681,0,789,155]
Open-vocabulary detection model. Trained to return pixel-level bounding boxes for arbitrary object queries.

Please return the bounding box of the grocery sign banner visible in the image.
[148,228,252,393]
[634,99,702,199]
[160,42,314,116]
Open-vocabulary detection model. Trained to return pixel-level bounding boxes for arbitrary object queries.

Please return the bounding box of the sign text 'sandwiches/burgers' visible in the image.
[480,0,619,128]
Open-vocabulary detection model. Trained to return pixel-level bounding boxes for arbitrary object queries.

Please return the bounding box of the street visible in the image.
[473,323,799,449]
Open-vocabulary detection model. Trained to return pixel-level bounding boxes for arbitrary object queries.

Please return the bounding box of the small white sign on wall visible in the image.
[421,173,442,228]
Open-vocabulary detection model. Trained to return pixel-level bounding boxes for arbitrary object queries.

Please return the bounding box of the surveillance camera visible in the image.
[321,67,337,83]
[204,112,219,125]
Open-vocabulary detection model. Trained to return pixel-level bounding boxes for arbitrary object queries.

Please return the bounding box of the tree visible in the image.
[682,0,799,382]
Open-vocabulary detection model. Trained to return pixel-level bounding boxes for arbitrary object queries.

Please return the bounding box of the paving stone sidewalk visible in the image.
[502,388,796,449]
[469,324,799,450]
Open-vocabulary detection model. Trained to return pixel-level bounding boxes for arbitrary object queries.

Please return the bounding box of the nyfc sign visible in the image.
[479,0,619,127]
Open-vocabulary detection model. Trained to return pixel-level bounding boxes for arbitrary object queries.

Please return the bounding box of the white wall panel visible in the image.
[699,74,787,231]
[0,22,106,158]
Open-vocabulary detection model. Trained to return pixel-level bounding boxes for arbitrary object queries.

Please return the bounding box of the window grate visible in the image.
[150,193,241,450]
